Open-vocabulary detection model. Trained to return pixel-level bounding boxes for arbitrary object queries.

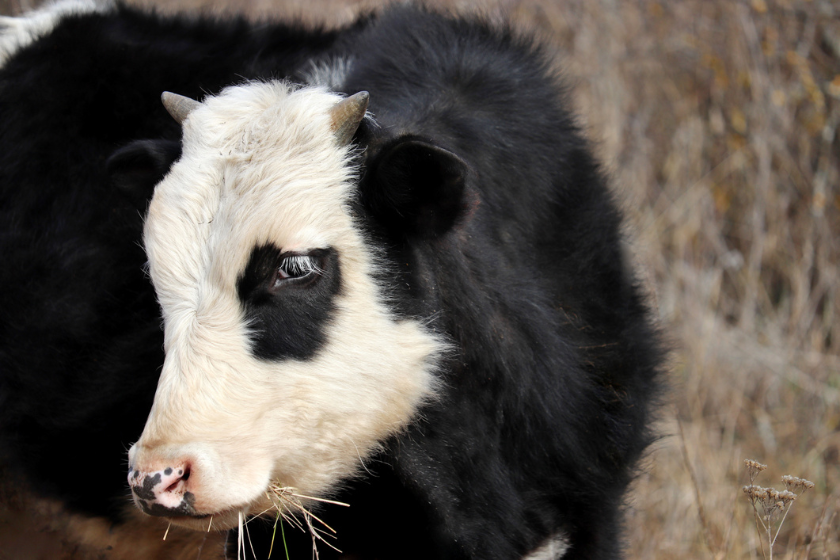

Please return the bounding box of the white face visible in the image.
[128,83,443,530]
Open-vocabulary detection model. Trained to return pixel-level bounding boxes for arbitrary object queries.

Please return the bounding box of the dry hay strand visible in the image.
[231,484,349,560]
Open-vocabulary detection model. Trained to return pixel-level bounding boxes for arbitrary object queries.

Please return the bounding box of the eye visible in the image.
[238,245,334,302]
[271,253,324,289]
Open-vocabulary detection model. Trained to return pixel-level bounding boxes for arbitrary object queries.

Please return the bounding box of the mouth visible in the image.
[139,483,350,536]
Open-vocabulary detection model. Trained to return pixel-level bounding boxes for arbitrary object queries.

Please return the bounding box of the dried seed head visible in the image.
[743,484,771,502]
[782,475,815,493]
[742,462,809,540]
[745,459,768,482]
[743,484,788,519]
[745,459,768,471]
[778,490,797,504]
[760,487,776,501]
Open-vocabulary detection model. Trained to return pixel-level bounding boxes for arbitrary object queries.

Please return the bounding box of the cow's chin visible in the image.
[164,508,242,531]
[164,494,272,532]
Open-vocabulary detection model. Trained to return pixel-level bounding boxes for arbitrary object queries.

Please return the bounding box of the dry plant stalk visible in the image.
[742,459,814,560]
[230,483,350,560]
[678,417,721,556]
[801,497,839,560]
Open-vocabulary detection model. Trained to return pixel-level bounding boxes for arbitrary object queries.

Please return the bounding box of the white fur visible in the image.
[0,0,112,68]
[523,532,570,560]
[131,82,445,530]
[300,56,353,90]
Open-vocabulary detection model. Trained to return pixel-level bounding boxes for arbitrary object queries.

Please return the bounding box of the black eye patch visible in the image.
[236,244,341,361]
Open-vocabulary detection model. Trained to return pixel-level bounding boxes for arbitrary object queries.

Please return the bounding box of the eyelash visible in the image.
[272,253,324,289]
[279,255,322,278]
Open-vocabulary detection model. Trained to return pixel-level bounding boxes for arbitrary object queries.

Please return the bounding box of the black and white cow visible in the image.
[0,1,663,559]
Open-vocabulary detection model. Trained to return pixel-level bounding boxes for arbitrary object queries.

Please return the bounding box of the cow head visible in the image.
[126,83,449,530]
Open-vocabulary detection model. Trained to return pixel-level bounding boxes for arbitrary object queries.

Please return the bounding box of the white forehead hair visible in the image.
[144,82,355,348]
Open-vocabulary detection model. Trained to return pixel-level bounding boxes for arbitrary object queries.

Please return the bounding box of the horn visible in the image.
[161,91,200,124]
[329,91,369,145]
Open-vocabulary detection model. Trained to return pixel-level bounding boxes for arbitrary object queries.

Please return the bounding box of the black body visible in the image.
[0,4,662,559]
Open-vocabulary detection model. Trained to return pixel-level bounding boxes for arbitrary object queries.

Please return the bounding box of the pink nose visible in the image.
[128,463,198,517]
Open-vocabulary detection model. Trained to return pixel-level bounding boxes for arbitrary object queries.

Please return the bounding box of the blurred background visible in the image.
[1,0,838,557]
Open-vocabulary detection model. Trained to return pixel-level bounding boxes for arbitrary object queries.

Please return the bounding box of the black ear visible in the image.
[363,137,471,238]
[106,139,181,210]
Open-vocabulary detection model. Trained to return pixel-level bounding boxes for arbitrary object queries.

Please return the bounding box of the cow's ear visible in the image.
[363,138,472,238]
[106,139,181,209]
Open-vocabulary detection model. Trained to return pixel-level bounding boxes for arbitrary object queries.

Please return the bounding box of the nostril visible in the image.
[164,478,181,494]
[161,463,191,494]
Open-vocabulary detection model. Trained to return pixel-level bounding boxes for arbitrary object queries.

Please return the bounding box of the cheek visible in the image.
[236,294,441,493]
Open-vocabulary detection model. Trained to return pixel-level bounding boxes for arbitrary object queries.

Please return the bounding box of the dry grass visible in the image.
[1,0,838,558]
[552,1,840,557]
[244,484,349,560]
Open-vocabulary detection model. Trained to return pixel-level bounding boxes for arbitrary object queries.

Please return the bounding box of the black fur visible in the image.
[0,4,662,559]
[106,139,182,210]
[362,137,472,239]
[237,245,341,361]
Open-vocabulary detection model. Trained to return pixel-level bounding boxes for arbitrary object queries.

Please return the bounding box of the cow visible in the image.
[0,1,663,559]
